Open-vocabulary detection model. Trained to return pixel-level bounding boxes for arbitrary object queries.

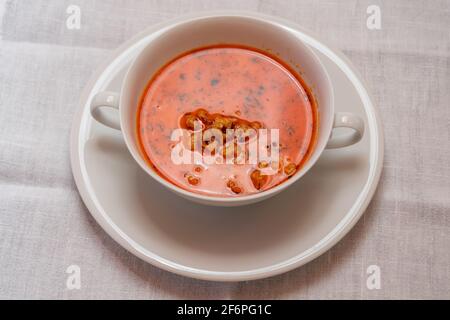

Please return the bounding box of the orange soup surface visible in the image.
[138,45,317,197]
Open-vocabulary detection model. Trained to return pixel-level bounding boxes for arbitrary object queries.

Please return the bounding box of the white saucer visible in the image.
[70,12,383,282]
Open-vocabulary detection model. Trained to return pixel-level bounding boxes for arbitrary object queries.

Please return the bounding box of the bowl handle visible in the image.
[90,91,121,130]
[325,112,364,149]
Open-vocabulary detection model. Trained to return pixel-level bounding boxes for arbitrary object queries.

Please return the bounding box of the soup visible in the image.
[138,45,317,197]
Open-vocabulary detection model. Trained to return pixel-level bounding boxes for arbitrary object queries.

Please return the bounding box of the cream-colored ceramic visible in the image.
[90,15,364,207]
[70,12,383,281]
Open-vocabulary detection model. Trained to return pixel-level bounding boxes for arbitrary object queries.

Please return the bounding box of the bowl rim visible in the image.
[119,14,335,205]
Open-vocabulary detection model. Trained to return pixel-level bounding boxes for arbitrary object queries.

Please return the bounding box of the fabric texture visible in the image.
[0,0,449,299]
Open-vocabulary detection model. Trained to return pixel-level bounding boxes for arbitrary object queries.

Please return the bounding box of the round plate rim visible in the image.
[70,11,384,282]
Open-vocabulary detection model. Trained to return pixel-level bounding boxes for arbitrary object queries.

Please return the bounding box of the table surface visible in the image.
[0,0,449,299]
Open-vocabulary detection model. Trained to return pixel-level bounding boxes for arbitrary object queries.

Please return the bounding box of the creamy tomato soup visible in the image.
[138,45,317,197]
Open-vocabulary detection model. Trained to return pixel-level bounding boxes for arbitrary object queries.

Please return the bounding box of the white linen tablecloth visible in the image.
[0,0,449,299]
